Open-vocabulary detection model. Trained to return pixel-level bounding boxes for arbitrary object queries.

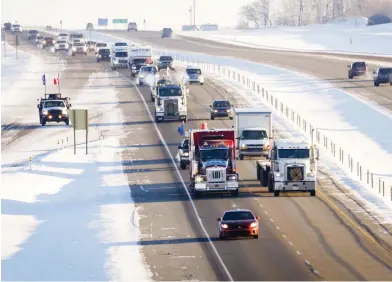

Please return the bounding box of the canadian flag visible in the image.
[53,75,59,85]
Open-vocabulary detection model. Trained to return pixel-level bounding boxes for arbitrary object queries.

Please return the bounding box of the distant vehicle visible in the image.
[110,48,128,70]
[69,33,85,46]
[97,48,110,62]
[348,61,367,79]
[42,37,55,48]
[113,42,128,48]
[57,33,69,41]
[157,55,174,70]
[178,135,190,169]
[45,26,53,31]
[86,41,96,52]
[86,23,94,31]
[11,24,22,33]
[54,40,69,52]
[71,42,87,56]
[127,22,138,31]
[373,67,392,86]
[154,84,187,122]
[28,30,39,40]
[37,93,71,126]
[28,33,39,42]
[161,28,173,38]
[36,36,44,45]
[150,77,174,101]
[94,42,108,54]
[210,100,233,120]
[217,209,260,240]
[183,66,204,85]
[138,65,159,86]
[3,22,12,31]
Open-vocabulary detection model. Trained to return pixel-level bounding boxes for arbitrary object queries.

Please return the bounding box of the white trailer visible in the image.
[234,108,272,160]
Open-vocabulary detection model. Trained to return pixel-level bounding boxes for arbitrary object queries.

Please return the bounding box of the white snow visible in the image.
[178,20,392,57]
[1,59,151,280]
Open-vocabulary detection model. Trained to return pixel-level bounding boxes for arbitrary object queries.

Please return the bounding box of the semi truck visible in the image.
[256,138,319,197]
[188,125,239,197]
[234,108,272,160]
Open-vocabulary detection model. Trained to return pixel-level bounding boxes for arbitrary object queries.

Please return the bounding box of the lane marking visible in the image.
[296,251,301,255]
[124,74,234,281]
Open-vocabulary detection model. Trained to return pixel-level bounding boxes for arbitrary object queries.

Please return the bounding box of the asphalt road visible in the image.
[102,30,392,112]
[4,30,392,281]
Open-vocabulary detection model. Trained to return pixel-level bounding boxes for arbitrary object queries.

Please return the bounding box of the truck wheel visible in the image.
[274,190,280,197]
[210,115,214,120]
[155,117,161,123]
[239,154,244,160]
[183,116,187,122]
[229,116,233,120]
[65,119,69,126]
[194,190,202,198]
[151,95,155,102]
[180,162,187,169]
[253,235,259,239]
[231,189,239,197]
[310,190,316,197]
[374,81,379,87]
[41,118,46,126]
[72,52,75,56]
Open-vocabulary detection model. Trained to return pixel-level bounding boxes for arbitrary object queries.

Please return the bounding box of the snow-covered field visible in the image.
[1,45,151,280]
[178,19,392,57]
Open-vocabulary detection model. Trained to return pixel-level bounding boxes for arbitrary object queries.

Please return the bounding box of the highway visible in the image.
[3,30,392,280]
[101,30,392,112]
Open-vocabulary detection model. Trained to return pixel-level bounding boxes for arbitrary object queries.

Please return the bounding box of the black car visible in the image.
[348,61,367,79]
[158,55,174,70]
[129,58,148,77]
[178,137,190,169]
[42,37,55,48]
[97,48,110,62]
[373,67,392,86]
[162,28,173,38]
[86,41,96,52]
[3,22,12,31]
[28,30,39,40]
[210,100,233,120]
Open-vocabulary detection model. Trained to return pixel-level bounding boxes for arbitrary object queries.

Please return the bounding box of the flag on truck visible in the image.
[177,122,184,136]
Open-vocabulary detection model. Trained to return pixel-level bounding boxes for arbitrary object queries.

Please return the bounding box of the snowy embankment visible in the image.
[86,31,392,220]
[178,19,392,57]
[1,46,151,280]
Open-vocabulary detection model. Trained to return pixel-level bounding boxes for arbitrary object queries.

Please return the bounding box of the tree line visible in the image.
[237,0,392,28]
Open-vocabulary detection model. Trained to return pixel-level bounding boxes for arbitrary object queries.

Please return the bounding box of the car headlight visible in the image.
[132,65,136,69]
[221,224,228,229]
[214,110,217,113]
[72,47,76,51]
[62,109,67,114]
[42,111,48,115]
[43,40,46,44]
[227,109,231,112]
[250,222,258,228]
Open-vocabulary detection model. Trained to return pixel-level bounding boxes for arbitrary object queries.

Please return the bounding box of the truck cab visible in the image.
[154,84,187,122]
[111,47,129,70]
[189,127,239,197]
[257,139,319,197]
[234,108,272,160]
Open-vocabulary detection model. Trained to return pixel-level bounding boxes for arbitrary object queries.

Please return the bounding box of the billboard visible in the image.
[112,19,128,24]
[98,18,108,26]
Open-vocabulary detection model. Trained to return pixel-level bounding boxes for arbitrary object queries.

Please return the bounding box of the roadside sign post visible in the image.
[69,109,89,155]
[112,19,128,30]
[15,34,19,59]
[98,18,109,30]
[1,29,6,58]
[60,20,63,30]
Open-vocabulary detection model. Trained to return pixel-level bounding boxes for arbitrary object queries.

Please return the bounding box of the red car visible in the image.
[217,209,260,239]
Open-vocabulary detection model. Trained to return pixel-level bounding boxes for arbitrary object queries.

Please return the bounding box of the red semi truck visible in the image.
[188,126,240,197]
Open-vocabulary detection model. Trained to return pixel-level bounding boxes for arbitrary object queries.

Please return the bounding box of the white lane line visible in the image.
[288,241,293,246]
[282,234,287,238]
[125,75,234,281]
[276,226,280,230]
[269,218,274,223]
[296,251,301,255]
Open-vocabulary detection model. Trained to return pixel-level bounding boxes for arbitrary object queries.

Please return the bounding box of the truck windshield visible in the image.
[242,130,267,140]
[158,88,182,97]
[44,101,65,108]
[115,52,128,57]
[200,148,228,161]
[278,149,309,159]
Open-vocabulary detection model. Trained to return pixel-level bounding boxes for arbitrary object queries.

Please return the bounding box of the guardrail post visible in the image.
[342,149,344,164]
[367,169,369,184]
[350,157,353,172]
[371,173,374,188]
[383,181,385,196]
[379,179,381,193]
[360,166,362,181]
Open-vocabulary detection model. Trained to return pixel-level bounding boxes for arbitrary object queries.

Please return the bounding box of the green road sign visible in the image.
[112,19,128,24]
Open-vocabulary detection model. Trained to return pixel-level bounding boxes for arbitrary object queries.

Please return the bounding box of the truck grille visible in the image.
[206,167,226,183]
[164,100,179,115]
[48,109,61,117]
[119,60,128,63]
[287,166,304,181]
[246,145,263,152]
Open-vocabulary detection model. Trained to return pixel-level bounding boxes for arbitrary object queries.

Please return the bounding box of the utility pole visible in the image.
[193,0,196,26]
[189,6,192,26]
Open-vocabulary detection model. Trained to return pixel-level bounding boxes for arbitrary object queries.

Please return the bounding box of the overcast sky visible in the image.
[2,0,254,30]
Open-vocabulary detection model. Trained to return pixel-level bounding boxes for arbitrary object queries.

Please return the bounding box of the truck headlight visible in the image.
[274,172,282,177]
[132,65,136,69]
[72,47,76,51]
[42,111,48,115]
[241,144,247,149]
[43,40,46,44]
[195,175,204,183]
[228,175,237,181]
[307,172,315,177]
[214,110,217,112]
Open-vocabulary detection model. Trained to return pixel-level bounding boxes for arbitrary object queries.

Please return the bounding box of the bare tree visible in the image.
[239,0,272,28]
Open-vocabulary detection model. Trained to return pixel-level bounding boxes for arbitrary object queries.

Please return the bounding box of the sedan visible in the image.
[210,100,233,120]
[218,209,260,239]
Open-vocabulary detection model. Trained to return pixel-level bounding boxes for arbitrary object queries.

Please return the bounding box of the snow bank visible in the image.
[1,69,151,280]
[177,21,392,56]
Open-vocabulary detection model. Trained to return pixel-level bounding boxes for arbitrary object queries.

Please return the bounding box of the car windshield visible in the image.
[223,211,255,221]
[187,68,201,75]
[44,37,53,41]
[379,68,392,74]
[13,25,20,28]
[99,49,110,54]
[158,79,172,84]
[96,43,107,47]
[44,101,65,107]
[163,28,172,32]
[115,52,128,57]
[133,58,147,64]
[57,41,66,44]
[59,33,68,37]
[115,43,127,46]
[71,34,83,38]
[141,66,157,74]
[29,30,38,34]
[158,87,182,97]
[278,149,309,159]
[353,62,366,68]
[242,130,267,140]
[74,43,84,46]
[213,101,230,107]
[200,148,228,161]
[160,56,173,61]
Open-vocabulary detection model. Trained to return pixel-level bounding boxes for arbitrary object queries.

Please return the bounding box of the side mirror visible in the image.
[178,145,182,149]
[217,218,221,221]
[256,216,260,220]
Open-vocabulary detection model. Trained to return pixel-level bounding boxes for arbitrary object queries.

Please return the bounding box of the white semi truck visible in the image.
[256,138,319,197]
[234,108,272,160]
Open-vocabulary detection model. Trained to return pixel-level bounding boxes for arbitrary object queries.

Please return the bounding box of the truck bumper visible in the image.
[156,111,187,121]
[240,149,269,157]
[195,181,239,191]
[112,62,128,68]
[274,181,315,191]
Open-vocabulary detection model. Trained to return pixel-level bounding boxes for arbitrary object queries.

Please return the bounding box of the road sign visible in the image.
[112,19,128,24]
[98,18,108,26]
